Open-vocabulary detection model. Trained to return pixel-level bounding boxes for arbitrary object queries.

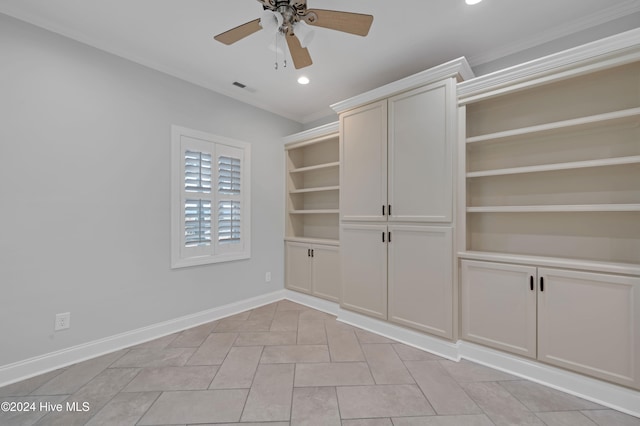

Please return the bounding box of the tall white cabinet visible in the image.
[334,58,474,339]
[284,123,340,302]
[457,31,640,390]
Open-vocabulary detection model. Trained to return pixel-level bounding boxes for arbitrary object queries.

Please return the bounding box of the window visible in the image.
[171,126,251,268]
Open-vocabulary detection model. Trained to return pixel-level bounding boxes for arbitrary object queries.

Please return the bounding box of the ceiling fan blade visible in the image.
[305,9,373,36]
[214,18,262,45]
[285,33,313,69]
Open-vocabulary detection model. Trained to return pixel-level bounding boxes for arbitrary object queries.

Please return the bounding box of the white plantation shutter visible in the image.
[215,146,244,253]
[184,199,211,247]
[185,150,212,193]
[172,127,251,268]
[218,156,241,195]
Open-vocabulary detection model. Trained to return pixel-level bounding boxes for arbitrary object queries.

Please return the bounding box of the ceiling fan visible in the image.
[214,0,374,69]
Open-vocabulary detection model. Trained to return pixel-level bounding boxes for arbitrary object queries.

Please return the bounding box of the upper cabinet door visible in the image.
[388,80,453,222]
[340,100,388,222]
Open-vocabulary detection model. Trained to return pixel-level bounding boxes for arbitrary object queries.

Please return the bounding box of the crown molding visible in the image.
[459,28,640,104]
[283,121,339,146]
[467,0,640,67]
[331,57,474,114]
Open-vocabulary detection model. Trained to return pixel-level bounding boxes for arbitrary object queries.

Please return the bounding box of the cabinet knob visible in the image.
[540,277,545,292]
[382,231,385,243]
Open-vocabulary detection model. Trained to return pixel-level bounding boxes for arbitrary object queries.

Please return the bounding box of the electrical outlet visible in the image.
[55,312,70,331]
[265,272,271,282]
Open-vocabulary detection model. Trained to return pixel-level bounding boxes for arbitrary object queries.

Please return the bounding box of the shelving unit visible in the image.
[284,122,340,245]
[458,60,640,268]
[284,123,341,302]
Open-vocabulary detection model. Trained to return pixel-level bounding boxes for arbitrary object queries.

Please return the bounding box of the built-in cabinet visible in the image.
[340,80,455,223]
[334,58,473,339]
[458,61,640,265]
[285,241,339,302]
[457,34,640,390]
[284,123,341,302]
[461,260,640,390]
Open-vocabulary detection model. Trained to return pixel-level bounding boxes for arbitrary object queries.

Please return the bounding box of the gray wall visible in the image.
[0,13,301,367]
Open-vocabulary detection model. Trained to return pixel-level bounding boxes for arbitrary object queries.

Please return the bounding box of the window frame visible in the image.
[171,125,251,268]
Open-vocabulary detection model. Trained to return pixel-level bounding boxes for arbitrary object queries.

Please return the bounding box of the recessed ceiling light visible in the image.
[297,76,310,85]
[466,0,482,4]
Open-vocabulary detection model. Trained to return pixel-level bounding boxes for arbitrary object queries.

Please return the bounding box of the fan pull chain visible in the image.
[274,32,278,70]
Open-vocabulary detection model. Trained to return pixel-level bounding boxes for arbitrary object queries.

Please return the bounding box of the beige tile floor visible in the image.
[1,300,639,426]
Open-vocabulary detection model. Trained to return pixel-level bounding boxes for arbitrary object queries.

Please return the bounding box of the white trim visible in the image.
[284,290,640,418]
[467,0,640,67]
[171,125,251,268]
[3,289,639,417]
[458,341,640,418]
[0,290,286,388]
[459,28,640,103]
[331,57,474,114]
[283,122,339,146]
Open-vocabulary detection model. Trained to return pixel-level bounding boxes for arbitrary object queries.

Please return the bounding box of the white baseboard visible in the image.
[3,289,639,418]
[284,290,640,418]
[0,290,286,388]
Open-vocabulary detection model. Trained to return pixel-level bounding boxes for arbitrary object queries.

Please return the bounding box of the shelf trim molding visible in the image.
[457,251,640,276]
[331,57,474,114]
[466,107,640,144]
[467,204,640,213]
[283,122,339,146]
[289,186,339,194]
[289,209,339,214]
[467,155,640,178]
[458,28,640,104]
[289,161,340,174]
[284,236,339,246]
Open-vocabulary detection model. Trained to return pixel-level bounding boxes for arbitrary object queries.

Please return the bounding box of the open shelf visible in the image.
[458,250,640,276]
[467,204,640,213]
[289,186,339,194]
[466,107,640,144]
[285,125,340,241]
[461,60,640,268]
[467,155,640,178]
[289,161,340,174]
[289,210,340,214]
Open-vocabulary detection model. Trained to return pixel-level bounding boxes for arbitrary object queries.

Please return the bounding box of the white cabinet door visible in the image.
[388,226,454,338]
[340,224,388,319]
[311,244,340,302]
[340,100,388,222]
[537,268,640,389]
[285,242,312,294]
[461,260,537,358]
[388,80,453,222]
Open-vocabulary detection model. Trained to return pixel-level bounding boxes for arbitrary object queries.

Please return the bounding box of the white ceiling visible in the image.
[1,0,639,123]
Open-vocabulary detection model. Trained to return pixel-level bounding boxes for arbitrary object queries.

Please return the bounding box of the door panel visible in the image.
[312,244,340,302]
[285,242,312,294]
[537,268,640,389]
[461,260,537,358]
[388,226,454,338]
[340,101,388,222]
[340,224,388,319]
[388,80,453,222]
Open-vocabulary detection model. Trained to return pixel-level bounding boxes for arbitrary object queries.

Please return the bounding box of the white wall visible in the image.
[0,13,301,367]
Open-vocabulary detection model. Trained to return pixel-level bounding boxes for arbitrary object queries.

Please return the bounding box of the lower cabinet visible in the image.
[341,223,454,338]
[285,241,340,302]
[461,260,640,390]
[340,224,388,319]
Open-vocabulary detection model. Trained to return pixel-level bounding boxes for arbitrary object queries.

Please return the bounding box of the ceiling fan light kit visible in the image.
[214,0,374,70]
